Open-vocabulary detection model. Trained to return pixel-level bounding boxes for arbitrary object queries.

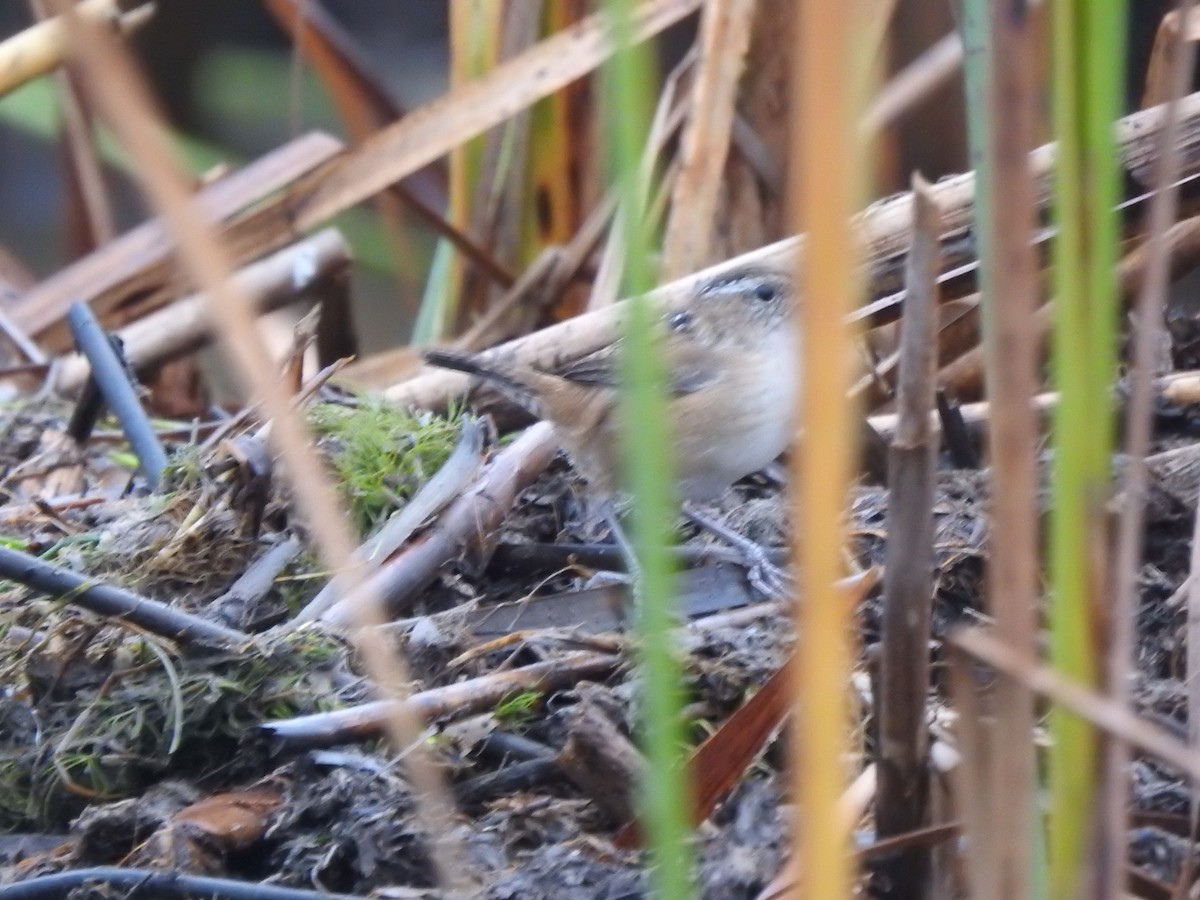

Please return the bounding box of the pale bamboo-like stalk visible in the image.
[53,229,350,393]
[660,0,755,278]
[386,90,1200,415]
[788,0,865,896]
[0,0,151,98]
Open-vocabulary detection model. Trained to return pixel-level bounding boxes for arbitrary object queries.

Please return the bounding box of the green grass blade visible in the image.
[601,2,691,898]
[1049,0,1126,894]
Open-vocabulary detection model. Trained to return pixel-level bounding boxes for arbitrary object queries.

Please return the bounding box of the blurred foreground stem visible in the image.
[602,2,690,899]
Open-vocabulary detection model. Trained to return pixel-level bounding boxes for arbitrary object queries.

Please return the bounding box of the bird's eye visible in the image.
[754,282,777,302]
[668,310,693,332]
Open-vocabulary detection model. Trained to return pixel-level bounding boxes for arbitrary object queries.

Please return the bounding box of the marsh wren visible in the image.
[423,267,799,504]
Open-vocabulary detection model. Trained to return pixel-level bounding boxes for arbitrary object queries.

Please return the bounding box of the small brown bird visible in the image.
[423,267,799,503]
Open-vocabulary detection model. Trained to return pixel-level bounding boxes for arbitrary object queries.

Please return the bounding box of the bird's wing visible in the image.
[555,343,620,388]
[554,338,715,396]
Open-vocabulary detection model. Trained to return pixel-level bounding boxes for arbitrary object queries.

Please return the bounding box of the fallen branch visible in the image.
[293,416,488,624]
[320,422,558,626]
[386,90,1200,415]
[262,651,618,749]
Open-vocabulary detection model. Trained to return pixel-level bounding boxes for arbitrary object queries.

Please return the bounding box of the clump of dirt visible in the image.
[265,762,448,892]
[0,626,352,831]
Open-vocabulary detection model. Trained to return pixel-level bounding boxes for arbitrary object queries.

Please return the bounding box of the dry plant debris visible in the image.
[6,2,1200,899]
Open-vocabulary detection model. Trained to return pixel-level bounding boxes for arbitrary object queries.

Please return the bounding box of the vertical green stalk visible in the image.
[602,2,690,899]
[1049,0,1125,894]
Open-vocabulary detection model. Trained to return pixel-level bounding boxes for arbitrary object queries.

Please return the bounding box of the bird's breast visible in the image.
[673,329,800,500]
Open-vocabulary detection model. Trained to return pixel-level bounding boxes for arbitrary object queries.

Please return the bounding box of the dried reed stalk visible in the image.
[874,174,942,897]
[1105,0,1199,892]
[56,10,469,890]
[53,229,350,393]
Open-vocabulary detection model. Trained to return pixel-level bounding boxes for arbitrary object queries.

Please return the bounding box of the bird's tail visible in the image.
[423,348,545,416]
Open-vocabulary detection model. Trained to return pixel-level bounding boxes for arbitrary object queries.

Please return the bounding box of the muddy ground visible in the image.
[0,388,1199,898]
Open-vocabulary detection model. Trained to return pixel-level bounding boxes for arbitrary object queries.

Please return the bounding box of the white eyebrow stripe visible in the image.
[701,273,778,296]
[703,276,755,293]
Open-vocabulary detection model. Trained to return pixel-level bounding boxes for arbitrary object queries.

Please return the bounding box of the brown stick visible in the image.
[556,701,643,823]
[948,626,1200,783]
[292,0,705,227]
[874,174,942,898]
[261,0,516,290]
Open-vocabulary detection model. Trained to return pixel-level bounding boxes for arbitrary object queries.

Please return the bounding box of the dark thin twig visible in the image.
[935,389,978,469]
[456,757,561,805]
[477,730,558,762]
[0,545,247,650]
[0,867,361,900]
[67,300,167,488]
[65,330,122,443]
